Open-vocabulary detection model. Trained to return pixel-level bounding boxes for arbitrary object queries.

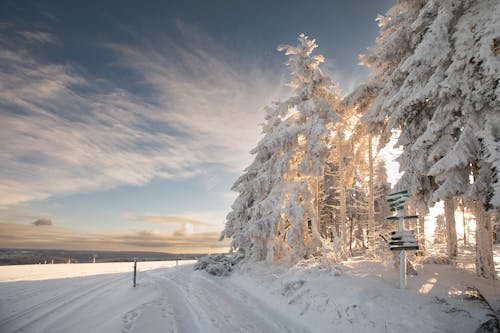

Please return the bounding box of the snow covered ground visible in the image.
[0,259,498,332]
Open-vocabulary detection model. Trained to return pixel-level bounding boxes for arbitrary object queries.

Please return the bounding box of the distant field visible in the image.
[0,260,195,282]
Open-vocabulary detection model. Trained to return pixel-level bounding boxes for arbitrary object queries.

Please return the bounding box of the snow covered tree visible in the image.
[222,34,340,264]
[366,135,376,250]
[319,102,362,256]
[351,0,499,278]
[340,78,390,254]
[346,169,368,253]
[424,0,500,279]
[221,102,286,261]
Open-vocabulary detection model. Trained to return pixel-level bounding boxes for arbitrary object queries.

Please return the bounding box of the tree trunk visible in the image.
[311,176,323,244]
[349,218,353,254]
[338,136,347,253]
[418,213,426,252]
[461,200,467,245]
[316,175,321,237]
[444,197,457,258]
[339,171,347,252]
[367,135,375,250]
[474,202,496,279]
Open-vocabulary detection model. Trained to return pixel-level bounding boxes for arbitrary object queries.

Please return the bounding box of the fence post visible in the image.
[133,258,137,287]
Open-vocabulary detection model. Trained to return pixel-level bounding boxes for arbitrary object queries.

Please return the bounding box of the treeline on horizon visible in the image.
[0,248,212,266]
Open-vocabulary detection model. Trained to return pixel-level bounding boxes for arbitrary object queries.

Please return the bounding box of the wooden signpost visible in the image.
[386,190,419,289]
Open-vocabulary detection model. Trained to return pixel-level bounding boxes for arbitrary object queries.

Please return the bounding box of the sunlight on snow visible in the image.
[418,277,437,294]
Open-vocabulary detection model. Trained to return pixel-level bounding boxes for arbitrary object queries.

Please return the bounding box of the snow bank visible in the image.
[193,254,243,276]
[230,259,500,333]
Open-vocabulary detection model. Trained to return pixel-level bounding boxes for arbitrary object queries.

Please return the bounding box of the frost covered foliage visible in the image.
[193,254,243,276]
[221,34,340,264]
[350,0,499,278]
[357,0,500,211]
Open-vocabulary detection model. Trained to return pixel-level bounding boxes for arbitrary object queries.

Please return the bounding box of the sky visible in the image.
[0,0,395,253]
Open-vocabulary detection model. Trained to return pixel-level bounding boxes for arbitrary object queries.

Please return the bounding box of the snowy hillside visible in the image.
[0,260,498,332]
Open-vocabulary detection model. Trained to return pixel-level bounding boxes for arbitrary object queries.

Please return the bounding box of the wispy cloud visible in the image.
[127,214,216,231]
[18,31,58,44]
[0,21,285,206]
[125,209,230,240]
[107,20,287,172]
[0,204,44,224]
[0,222,229,253]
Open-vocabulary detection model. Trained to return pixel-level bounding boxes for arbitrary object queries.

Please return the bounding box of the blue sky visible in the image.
[0,0,394,253]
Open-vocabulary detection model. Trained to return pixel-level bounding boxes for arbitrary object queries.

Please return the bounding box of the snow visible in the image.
[1,259,498,332]
[0,261,185,282]
[236,259,500,332]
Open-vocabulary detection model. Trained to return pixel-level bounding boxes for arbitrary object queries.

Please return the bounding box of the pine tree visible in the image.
[222,102,287,261]
[222,34,340,264]
[423,0,499,278]
[351,0,499,278]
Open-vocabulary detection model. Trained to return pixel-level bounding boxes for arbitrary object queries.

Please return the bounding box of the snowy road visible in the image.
[1,260,498,333]
[0,262,309,333]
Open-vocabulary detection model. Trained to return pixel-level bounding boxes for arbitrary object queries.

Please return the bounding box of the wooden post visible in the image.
[367,135,375,250]
[462,201,467,245]
[133,258,137,287]
[397,209,407,289]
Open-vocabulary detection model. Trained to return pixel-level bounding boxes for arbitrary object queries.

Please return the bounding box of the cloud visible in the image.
[126,212,228,240]
[0,22,285,206]
[127,214,214,228]
[0,204,44,224]
[32,218,53,226]
[107,23,287,172]
[0,222,229,253]
[18,31,58,44]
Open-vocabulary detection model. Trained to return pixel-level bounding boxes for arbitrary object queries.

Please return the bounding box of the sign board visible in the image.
[386,190,408,197]
[390,235,417,250]
[386,190,409,212]
[390,240,418,245]
[390,245,419,251]
[386,193,408,202]
[386,196,408,204]
[386,215,419,221]
[390,231,415,239]
[391,237,417,242]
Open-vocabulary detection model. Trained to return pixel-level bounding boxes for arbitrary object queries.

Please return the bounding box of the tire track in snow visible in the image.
[0,273,129,332]
[167,267,311,333]
[138,268,202,333]
[0,273,115,319]
[1,264,312,333]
